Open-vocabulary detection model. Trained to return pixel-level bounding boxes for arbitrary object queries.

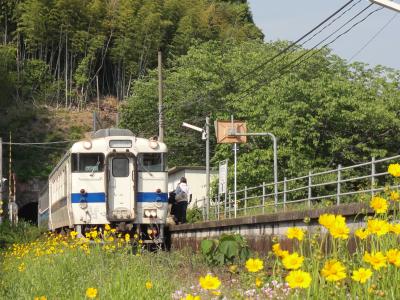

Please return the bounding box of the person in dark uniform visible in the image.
[168,191,177,224]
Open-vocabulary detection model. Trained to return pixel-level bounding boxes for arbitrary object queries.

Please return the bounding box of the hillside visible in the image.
[1,98,119,181]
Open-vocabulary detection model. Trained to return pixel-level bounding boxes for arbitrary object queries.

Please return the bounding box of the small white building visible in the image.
[168,166,218,208]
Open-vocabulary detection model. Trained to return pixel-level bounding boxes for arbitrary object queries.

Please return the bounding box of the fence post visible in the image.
[228,191,231,219]
[371,157,376,198]
[337,164,342,205]
[283,177,287,211]
[224,192,227,219]
[244,186,247,216]
[202,198,206,221]
[214,195,217,220]
[217,194,220,220]
[308,171,312,208]
[262,182,266,214]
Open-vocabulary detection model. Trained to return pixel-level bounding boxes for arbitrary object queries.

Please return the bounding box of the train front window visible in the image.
[137,153,166,172]
[71,153,104,173]
[112,157,129,177]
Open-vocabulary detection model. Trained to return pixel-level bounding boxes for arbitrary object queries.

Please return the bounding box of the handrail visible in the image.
[194,154,400,221]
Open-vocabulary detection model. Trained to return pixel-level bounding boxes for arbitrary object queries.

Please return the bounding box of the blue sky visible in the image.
[248,0,400,69]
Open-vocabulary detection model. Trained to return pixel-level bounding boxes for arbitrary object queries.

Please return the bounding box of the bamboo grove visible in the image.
[0,0,262,108]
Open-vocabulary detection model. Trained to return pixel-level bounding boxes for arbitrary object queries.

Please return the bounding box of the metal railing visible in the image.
[193,155,400,221]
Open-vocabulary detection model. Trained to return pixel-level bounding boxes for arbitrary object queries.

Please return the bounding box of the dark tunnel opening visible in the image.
[18,202,38,224]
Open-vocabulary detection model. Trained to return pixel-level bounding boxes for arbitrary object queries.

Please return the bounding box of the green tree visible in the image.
[120,40,400,189]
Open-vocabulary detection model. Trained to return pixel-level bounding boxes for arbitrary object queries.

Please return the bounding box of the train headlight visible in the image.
[149,136,159,149]
[144,209,157,218]
[83,140,92,150]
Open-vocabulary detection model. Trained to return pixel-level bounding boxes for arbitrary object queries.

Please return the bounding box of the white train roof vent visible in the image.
[93,128,134,138]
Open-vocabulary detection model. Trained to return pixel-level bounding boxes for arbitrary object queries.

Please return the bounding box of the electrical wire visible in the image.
[231,0,359,84]
[231,4,382,103]
[349,12,398,62]
[2,141,73,145]
[161,2,372,114]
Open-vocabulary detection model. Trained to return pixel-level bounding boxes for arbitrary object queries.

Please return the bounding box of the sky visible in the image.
[248,0,400,69]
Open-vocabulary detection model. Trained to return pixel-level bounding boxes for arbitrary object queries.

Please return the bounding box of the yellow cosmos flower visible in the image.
[255,277,263,288]
[145,281,153,289]
[85,287,98,299]
[318,214,336,229]
[367,219,390,236]
[351,268,372,284]
[90,231,98,239]
[199,274,221,290]
[70,231,78,239]
[285,270,311,289]
[354,228,369,240]
[286,227,305,241]
[329,221,350,239]
[390,191,400,202]
[282,253,304,270]
[370,196,388,214]
[386,249,400,267]
[18,263,26,272]
[104,224,111,231]
[388,163,400,177]
[390,223,400,235]
[364,252,387,270]
[125,233,130,242]
[245,258,264,273]
[183,294,201,300]
[34,296,47,300]
[272,243,289,258]
[321,259,346,282]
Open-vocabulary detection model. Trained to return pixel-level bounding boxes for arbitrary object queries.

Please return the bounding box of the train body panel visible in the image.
[38,128,168,243]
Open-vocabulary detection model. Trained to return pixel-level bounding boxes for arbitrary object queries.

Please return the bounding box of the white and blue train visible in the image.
[38,128,168,244]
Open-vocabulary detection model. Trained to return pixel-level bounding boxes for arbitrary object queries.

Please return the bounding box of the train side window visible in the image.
[112,157,129,177]
[71,153,104,173]
[137,153,166,172]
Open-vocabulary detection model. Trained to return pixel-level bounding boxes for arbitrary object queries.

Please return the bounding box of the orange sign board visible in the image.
[215,120,247,144]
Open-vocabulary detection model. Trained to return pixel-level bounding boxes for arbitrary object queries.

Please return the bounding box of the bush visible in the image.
[186,207,203,223]
[200,233,250,266]
[0,220,43,249]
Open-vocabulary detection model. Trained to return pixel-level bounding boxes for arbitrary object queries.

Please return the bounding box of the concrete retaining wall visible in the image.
[168,203,372,253]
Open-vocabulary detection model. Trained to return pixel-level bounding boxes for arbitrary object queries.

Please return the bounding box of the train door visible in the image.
[107,155,135,220]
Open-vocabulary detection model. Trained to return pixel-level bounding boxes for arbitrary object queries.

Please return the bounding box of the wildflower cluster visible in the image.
[1,225,146,299]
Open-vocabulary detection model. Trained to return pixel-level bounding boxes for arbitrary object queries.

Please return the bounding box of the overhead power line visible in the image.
[2,141,73,145]
[232,4,382,103]
[232,0,359,84]
[349,12,398,61]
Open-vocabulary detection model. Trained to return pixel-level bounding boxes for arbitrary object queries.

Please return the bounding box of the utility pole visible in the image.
[205,116,210,217]
[158,51,164,142]
[182,118,210,219]
[8,132,12,223]
[0,137,2,224]
[96,75,100,110]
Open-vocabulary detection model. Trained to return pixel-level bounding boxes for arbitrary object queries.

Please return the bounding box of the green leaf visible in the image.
[218,240,239,259]
[200,239,214,255]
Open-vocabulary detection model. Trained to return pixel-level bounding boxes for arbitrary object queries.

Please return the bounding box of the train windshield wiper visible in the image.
[90,160,100,176]
[138,159,153,176]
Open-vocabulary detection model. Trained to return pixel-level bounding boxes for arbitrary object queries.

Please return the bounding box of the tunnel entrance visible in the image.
[18,202,38,224]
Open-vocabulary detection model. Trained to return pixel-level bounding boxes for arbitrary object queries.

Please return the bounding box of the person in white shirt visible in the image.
[174,177,192,224]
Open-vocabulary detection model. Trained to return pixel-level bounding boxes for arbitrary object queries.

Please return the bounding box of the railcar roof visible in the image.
[92,128,134,138]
